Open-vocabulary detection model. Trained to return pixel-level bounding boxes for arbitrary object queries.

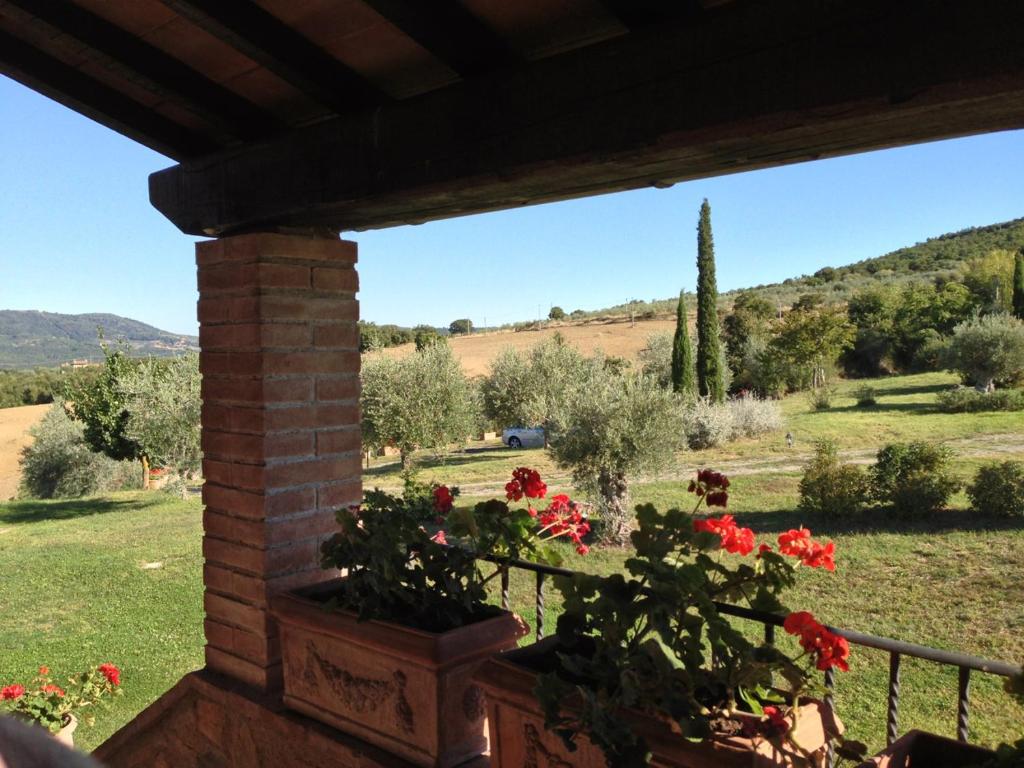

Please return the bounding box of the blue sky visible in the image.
[2,76,1023,335]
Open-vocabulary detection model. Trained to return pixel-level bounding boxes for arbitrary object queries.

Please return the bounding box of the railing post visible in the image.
[957,667,971,742]
[536,571,546,639]
[887,652,901,746]
[500,565,510,611]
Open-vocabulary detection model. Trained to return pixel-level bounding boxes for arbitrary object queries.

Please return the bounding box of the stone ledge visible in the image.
[95,669,488,768]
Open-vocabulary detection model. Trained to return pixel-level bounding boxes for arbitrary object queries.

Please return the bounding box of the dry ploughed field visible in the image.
[0,403,48,500]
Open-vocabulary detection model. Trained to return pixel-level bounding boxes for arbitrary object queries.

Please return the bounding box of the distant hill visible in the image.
[0,311,198,369]
[553,216,1024,322]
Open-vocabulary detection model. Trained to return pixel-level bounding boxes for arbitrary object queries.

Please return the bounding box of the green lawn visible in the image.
[1,371,1022,754]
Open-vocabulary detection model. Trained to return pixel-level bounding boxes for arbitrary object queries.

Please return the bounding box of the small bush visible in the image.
[936,386,1024,413]
[798,441,870,518]
[968,461,1024,518]
[19,407,141,499]
[727,395,783,439]
[854,386,877,407]
[870,441,961,516]
[808,386,836,411]
[682,398,733,449]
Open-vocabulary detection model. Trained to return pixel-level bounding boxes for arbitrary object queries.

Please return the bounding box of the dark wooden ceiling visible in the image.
[0,0,694,160]
[3,1,1024,236]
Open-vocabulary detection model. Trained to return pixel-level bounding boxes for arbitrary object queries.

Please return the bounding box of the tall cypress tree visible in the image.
[695,199,726,402]
[671,289,696,395]
[1013,249,1024,320]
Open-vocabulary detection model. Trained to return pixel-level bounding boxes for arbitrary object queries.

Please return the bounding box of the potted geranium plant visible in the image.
[0,663,122,746]
[476,469,866,768]
[270,468,590,768]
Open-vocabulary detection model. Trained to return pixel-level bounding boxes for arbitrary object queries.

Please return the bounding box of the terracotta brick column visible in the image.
[196,232,361,692]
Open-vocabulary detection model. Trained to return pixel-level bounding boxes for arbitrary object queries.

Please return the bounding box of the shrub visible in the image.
[968,461,1024,517]
[944,313,1024,391]
[19,407,141,499]
[727,395,783,438]
[870,441,961,516]
[936,386,1024,413]
[854,385,877,407]
[808,386,836,411]
[798,441,870,518]
[682,397,734,449]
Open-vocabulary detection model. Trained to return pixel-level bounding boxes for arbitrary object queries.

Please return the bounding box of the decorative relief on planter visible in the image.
[301,640,414,734]
[524,723,574,768]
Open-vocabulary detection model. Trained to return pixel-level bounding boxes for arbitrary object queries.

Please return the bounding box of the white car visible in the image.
[501,426,545,449]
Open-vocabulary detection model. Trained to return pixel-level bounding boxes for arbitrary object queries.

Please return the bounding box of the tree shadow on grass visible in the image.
[0,496,157,525]
[742,507,1024,537]
[819,401,938,415]
[872,382,951,398]
[363,446,532,478]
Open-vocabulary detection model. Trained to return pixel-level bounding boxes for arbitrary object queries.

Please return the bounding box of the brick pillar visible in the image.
[196,232,361,691]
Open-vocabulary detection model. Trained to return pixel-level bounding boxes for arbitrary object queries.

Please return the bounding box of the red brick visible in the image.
[198,263,259,294]
[203,619,235,653]
[261,350,360,375]
[262,235,357,264]
[203,484,266,519]
[264,538,321,575]
[197,297,260,324]
[315,376,359,402]
[203,563,236,595]
[204,510,267,548]
[258,263,310,289]
[205,647,279,690]
[265,456,360,488]
[205,592,273,635]
[266,511,340,546]
[202,431,262,461]
[262,404,358,432]
[316,429,360,456]
[203,537,266,575]
[262,377,314,403]
[312,324,358,348]
[199,351,263,377]
[264,432,315,459]
[317,479,362,510]
[259,296,358,322]
[259,324,310,348]
[264,487,317,518]
[312,267,358,293]
[202,403,265,433]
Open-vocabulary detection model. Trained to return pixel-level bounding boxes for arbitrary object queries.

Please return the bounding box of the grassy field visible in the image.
[1,371,1022,754]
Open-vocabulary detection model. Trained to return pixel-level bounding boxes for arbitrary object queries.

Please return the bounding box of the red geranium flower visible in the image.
[693,514,756,556]
[762,705,789,735]
[431,530,447,545]
[1,684,25,700]
[38,666,48,676]
[783,612,850,672]
[432,485,454,515]
[41,684,65,697]
[538,495,590,550]
[778,528,837,571]
[98,663,121,686]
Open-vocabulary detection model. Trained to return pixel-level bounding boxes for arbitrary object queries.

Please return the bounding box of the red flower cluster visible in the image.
[761,705,789,736]
[38,666,48,676]
[783,612,850,672]
[688,469,730,507]
[1,684,25,700]
[777,528,836,571]
[41,684,65,697]
[538,493,591,555]
[98,663,121,687]
[693,514,755,555]
[431,530,447,545]
[505,467,547,502]
[432,485,454,516]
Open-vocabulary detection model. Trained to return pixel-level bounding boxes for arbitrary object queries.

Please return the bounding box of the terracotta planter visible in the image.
[55,714,77,747]
[476,638,841,768]
[271,580,528,768]
[858,730,994,767]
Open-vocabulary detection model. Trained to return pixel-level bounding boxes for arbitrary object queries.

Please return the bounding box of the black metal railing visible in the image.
[484,554,1020,749]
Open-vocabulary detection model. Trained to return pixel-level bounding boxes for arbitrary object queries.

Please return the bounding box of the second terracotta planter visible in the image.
[858,730,994,767]
[476,638,842,768]
[271,581,527,768]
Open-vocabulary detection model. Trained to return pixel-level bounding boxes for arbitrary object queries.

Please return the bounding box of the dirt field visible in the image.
[0,404,49,500]
[370,316,678,376]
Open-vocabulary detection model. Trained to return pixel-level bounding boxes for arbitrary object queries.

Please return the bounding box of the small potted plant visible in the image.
[271,468,590,768]
[476,469,866,768]
[0,663,122,746]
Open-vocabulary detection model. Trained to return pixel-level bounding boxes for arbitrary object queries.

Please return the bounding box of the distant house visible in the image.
[63,359,93,369]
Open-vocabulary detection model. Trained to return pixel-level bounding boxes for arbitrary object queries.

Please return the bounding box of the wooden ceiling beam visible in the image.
[149,0,1024,236]
[156,0,387,114]
[0,0,282,142]
[0,29,219,160]
[359,0,518,77]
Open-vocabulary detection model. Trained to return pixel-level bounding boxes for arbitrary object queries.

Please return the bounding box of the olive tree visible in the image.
[945,313,1024,391]
[547,370,685,544]
[361,342,478,467]
[481,336,594,440]
[119,352,202,490]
